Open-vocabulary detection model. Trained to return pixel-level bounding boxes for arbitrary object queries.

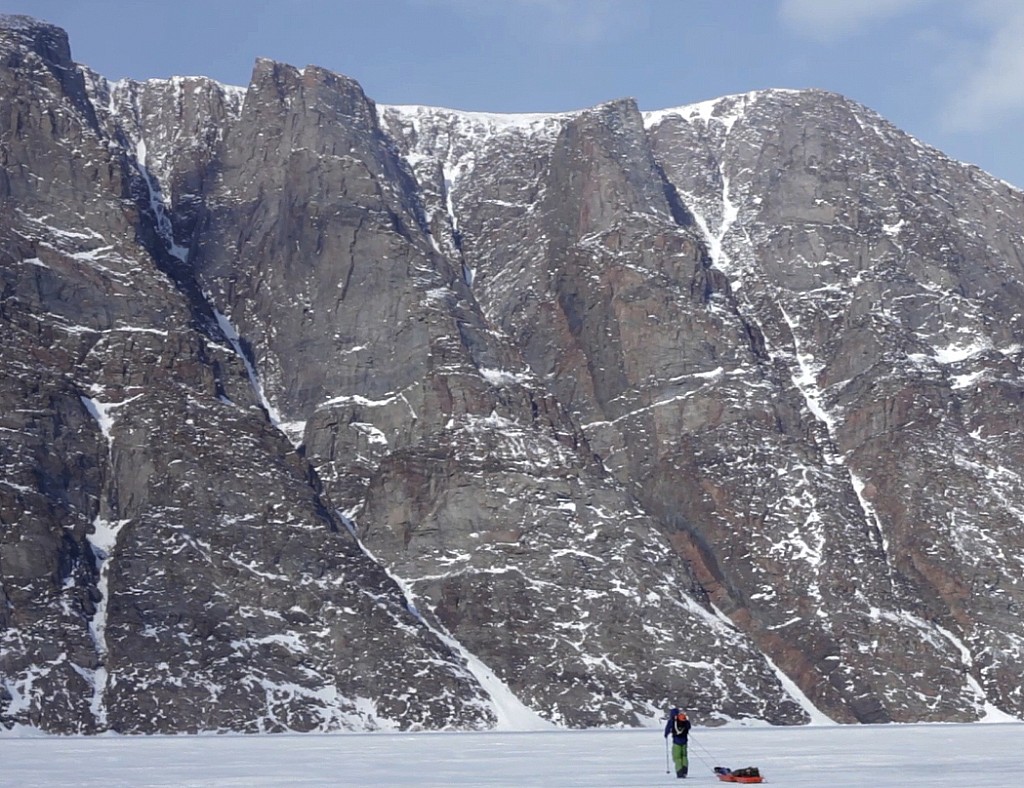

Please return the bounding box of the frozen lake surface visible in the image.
[1,722,1021,786]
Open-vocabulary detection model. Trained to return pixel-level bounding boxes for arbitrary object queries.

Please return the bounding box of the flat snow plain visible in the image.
[2,722,1022,786]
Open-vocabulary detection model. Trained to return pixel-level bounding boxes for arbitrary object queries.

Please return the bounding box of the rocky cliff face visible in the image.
[2,15,1022,733]
[0,16,494,734]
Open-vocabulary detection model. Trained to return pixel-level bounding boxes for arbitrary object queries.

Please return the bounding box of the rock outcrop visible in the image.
[2,16,1022,733]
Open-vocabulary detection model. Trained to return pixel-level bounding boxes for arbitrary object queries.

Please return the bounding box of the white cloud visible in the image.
[778,0,929,41]
[942,3,1024,132]
[778,0,1024,134]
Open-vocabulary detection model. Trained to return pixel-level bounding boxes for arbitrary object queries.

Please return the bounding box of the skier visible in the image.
[663,707,691,778]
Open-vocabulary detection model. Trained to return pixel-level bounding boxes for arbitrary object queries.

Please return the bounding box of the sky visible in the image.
[3,0,1024,188]
[1,723,1023,787]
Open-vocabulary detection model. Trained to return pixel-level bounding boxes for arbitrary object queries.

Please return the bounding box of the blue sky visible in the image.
[6,0,1024,187]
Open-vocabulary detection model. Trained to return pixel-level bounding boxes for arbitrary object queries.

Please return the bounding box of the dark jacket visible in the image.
[663,708,691,745]
[663,707,678,738]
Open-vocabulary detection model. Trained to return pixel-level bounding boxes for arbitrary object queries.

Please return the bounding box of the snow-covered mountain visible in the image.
[1,15,1021,733]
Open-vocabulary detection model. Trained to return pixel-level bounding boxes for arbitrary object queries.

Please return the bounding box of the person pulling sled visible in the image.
[663,707,691,778]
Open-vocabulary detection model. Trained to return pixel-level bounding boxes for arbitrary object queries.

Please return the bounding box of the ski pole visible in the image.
[665,735,670,773]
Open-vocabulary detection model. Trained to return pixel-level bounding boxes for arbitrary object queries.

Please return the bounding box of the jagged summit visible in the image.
[1,15,76,73]
[0,12,54,32]
[2,20,1023,735]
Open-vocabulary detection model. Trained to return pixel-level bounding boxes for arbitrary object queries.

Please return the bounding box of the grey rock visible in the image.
[1,15,493,734]
[2,16,1023,733]
[647,89,1024,721]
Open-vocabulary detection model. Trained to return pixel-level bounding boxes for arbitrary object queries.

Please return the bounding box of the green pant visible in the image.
[672,743,688,773]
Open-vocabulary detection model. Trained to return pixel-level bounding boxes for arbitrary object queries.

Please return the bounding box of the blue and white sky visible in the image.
[7,0,1024,187]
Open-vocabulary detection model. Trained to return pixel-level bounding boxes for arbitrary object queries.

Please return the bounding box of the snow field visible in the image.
[1,722,1021,787]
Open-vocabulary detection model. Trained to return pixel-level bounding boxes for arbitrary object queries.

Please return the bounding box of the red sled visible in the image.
[714,766,765,783]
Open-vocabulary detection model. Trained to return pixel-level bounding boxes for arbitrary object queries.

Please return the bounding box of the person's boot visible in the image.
[676,769,686,778]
